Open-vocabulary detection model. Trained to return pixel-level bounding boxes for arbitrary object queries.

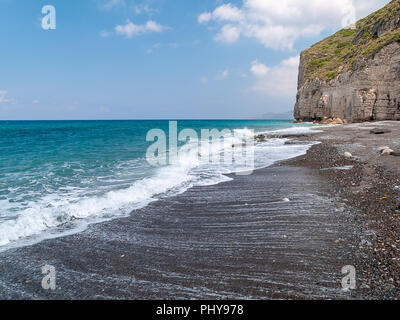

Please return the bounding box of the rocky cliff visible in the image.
[294,0,400,123]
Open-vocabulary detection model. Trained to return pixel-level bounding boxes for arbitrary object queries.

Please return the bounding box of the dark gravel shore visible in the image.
[0,164,363,300]
[283,121,400,299]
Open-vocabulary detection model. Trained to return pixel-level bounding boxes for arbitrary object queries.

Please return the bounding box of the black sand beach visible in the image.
[2,121,400,300]
[285,121,400,299]
[0,165,360,299]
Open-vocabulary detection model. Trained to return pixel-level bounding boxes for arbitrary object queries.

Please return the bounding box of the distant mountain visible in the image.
[257,110,294,120]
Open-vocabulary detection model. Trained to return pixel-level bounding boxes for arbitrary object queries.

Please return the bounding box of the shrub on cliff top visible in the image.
[302,0,400,81]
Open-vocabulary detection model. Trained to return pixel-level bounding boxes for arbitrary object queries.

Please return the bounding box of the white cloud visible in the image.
[133,4,154,15]
[198,12,212,24]
[198,0,391,50]
[103,0,126,10]
[251,56,300,96]
[215,25,240,43]
[0,90,12,103]
[250,60,269,77]
[32,100,40,104]
[115,20,168,38]
[213,4,243,22]
[100,0,156,15]
[146,42,161,54]
[220,69,230,78]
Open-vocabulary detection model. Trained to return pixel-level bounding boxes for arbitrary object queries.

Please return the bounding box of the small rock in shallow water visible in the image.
[283,198,290,202]
[254,134,266,142]
[381,148,394,156]
[378,146,391,152]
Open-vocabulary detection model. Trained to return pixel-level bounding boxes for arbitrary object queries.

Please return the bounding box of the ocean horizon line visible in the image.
[0,118,295,122]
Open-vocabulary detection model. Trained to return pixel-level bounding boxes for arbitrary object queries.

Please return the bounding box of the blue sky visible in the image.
[0,0,390,120]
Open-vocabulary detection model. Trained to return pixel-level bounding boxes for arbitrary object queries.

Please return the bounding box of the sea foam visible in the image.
[0,124,317,250]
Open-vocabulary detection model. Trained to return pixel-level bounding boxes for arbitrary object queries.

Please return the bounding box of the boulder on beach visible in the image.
[255,134,266,142]
[378,146,391,152]
[381,148,394,156]
[378,146,400,156]
[379,146,394,155]
[314,117,345,125]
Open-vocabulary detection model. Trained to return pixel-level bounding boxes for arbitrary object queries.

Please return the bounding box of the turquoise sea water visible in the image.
[0,120,315,249]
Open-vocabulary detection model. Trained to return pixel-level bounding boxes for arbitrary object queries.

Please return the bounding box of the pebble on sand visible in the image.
[380,147,394,155]
[344,152,352,158]
[370,128,391,135]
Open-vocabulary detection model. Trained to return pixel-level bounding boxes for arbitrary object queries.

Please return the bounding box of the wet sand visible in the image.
[0,164,361,299]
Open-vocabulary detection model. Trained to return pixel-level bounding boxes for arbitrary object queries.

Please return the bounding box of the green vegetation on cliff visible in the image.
[303,0,400,81]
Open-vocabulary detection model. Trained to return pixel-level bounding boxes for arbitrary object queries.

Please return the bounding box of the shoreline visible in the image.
[0,121,399,299]
[0,121,306,251]
[0,164,361,300]
[0,122,312,253]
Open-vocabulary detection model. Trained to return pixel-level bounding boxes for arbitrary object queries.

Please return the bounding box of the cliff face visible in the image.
[294,0,400,122]
[295,42,400,122]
